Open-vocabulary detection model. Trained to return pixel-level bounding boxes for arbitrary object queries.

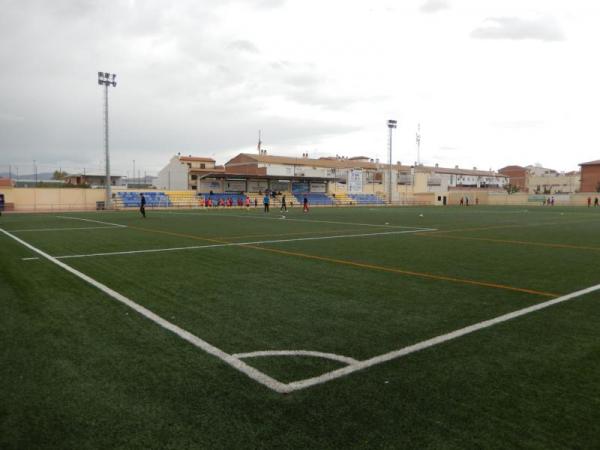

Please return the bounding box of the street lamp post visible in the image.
[98,72,117,209]
[387,120,397,205]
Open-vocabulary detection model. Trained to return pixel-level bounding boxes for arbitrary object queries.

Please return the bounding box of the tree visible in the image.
[504,183,520,194]
[52,170,68,180]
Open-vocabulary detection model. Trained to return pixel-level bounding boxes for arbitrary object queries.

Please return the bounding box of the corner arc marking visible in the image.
[233,350,359,365]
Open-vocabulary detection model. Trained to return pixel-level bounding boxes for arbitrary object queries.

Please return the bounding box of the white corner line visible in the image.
[233,350,359,365]
[55,215,127,228]
[283,282,600,392]
[20,228,437,261]
[0,227,290,394]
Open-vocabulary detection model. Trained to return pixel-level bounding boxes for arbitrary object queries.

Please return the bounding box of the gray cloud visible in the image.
[420,0,449,14]
[228,40,260,53]
[0,0,358,173]
[491,120,546,129]
[471,16,566,42]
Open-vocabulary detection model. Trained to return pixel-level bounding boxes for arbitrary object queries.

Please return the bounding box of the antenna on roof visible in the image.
[416,123,421,166]
[257,130,262,155]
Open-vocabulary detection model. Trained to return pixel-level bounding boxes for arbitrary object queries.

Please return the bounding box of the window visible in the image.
[200,163,205,169]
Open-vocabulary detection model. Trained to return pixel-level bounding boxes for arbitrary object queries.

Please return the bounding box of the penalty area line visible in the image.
[0,227,290,394]
[55,215,127,228]
[158,211,432,230]
[21,228,436,261]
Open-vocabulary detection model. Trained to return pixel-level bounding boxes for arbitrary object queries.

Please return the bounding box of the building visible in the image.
[499,164,580,193]
[156,155,223,190]
[64,174,123,187]
[526,167,580,194]
[579,160,600,192]
[417,164,507,193]
[224,152,390,195]
[0,178,15,187]
[498,165,528,191]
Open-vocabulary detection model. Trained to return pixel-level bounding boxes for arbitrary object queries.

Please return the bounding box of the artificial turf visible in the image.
[1,205,599,449]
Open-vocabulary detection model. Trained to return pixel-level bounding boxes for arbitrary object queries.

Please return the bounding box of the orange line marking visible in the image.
[421,233,600,252]
[129,225,558,298]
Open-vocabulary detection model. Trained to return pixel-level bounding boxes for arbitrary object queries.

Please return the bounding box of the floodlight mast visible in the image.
[387,119,397,205]
[98,72,117,209]
[416,123,421,166]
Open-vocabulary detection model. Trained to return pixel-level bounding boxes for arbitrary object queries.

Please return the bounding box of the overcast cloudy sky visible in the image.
[1,0,599,176]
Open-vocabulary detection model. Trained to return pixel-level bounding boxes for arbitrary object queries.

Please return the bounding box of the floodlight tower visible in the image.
[98,72,117,208]
[387,119,397,204]
[416,123,421,166]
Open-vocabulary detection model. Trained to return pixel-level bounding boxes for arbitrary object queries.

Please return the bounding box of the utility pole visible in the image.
[387,120,397,205]
[416,123,421,166]
[98,72,117,208]
[257,130,262,154]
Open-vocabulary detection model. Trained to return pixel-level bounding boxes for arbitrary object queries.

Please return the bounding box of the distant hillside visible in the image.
[0,172,55,180]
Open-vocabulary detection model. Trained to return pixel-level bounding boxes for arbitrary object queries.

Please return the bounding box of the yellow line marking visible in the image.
[420,233,600,252]
[129,225,558,298]
[241,245,558,298]
[215,228,359,240]
[130,225,358,242]
[426,217,600,235]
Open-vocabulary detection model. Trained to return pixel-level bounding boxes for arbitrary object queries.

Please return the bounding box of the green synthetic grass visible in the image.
[1,205,600,449]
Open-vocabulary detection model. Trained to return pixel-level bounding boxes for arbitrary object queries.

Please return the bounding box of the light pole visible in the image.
[98,72,117,208]
[387,119,397,204]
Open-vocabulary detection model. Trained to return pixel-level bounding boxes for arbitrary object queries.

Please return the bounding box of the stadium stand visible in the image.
[293,192,335,206]
[116,191,171,208]
[348,193,385,204]
[200,193,248,206]
[166,191,199,208]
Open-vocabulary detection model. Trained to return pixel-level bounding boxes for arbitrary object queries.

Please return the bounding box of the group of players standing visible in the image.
[138,192,309,218]
[262,193,309,214]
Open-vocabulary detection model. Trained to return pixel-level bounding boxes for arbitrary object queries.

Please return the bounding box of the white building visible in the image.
[156,155,221,190]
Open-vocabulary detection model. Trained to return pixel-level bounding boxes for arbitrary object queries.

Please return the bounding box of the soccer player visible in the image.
[263,193,270,212]
[139,193,146,218]
[280,194,287,212]
[303,195,309,213]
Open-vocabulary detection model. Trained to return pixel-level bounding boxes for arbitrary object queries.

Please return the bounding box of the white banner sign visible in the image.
[348,170,363,193]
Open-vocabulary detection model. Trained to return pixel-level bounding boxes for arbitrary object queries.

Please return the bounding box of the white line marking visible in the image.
[22,228,435,260]
[0,227,290,394]
[55,215,127,228]
[8,222,598,394]
[233,350,359,365]
[11,226,121,233]
[283,282,600,392]
[159,211,427,230]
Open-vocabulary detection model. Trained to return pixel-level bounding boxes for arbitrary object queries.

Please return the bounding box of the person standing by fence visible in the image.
[139,193,146,218]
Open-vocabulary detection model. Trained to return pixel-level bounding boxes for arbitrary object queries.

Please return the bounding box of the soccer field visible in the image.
[1,206,600,449]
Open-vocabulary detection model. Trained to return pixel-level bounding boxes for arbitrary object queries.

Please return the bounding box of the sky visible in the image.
[1,0,599,177]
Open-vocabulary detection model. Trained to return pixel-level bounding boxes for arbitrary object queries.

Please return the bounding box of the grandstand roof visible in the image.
[226,153,408,170]
[579,160,600,166]
[419,166,506,177]
[179,156,215,162]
